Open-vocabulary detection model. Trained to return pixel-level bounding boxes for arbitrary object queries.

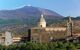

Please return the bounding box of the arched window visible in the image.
[41,25,42,27]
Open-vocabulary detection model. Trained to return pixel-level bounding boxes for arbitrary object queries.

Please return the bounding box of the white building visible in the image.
[0,31,13,46]
[5,31,13,46]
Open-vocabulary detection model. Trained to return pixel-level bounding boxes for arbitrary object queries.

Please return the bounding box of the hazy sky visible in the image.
[0,0,80,17]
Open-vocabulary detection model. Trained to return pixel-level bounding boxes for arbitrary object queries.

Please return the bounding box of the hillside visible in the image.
[0,6,63,19]
[0,6,63,26]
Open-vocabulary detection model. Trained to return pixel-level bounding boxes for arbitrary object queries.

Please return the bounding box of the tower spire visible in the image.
[67,16,73,36]
[69,16,72,23]
[41,14,44,18]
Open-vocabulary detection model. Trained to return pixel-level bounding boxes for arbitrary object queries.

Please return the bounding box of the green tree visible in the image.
[66,43,76,50]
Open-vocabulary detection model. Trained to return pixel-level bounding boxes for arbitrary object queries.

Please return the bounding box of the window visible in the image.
[41,25,42,27]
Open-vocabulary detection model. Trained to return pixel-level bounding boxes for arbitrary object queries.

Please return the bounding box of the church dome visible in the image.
[39,14,46,22]
[38,14,46,28]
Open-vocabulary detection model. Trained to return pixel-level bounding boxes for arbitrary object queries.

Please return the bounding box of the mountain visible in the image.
[0,6,63,26]
[0,6,63,19]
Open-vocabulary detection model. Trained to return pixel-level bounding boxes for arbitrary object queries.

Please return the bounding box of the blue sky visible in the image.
[0,0,80,17]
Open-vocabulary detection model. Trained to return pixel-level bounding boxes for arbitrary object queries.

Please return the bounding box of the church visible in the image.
[28,14,80,42]
[0,14,80,45]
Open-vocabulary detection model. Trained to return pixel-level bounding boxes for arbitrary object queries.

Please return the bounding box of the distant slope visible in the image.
[0,6,63,26]
[0,6,63,19]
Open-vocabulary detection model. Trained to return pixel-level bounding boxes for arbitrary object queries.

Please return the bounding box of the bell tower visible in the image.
[67,16,73,36]
[38,14,46,28]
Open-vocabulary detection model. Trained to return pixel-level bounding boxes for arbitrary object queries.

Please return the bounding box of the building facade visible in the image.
[28,15,76,42]
[0,31,13,45]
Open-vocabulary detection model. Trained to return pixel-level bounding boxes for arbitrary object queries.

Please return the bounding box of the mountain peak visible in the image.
[0,6,63,19]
